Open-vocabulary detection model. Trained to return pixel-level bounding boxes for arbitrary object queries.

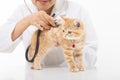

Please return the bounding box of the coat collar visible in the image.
[26,0,68,17]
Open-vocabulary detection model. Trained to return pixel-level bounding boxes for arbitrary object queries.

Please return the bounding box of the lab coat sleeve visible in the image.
[79,8,98,68]
[0,6,24,53]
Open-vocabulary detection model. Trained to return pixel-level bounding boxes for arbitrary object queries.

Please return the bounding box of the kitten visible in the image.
[28,17,85,72]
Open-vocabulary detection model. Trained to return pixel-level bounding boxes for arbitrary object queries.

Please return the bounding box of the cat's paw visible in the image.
[31,64,42,70]
[69,67,79,72]
[78,66,85,71]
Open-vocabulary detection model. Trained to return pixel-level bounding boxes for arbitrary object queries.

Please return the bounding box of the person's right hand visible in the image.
[27,11,56,30]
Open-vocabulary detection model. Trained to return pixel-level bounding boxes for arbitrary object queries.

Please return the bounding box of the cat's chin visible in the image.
[64,36,80,40]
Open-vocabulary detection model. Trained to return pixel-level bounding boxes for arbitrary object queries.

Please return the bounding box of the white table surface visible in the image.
[0,64,120,80]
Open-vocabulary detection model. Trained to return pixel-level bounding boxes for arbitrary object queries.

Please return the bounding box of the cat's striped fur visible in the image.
[28,17,85,72]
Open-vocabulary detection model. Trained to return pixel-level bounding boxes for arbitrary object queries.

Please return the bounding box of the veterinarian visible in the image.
[0,0,97,68]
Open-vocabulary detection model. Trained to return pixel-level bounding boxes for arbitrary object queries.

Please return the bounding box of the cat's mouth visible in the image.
[64,36,80,40]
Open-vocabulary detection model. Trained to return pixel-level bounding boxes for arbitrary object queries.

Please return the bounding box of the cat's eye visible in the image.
[74,22,80,28]
[63,30,65,32]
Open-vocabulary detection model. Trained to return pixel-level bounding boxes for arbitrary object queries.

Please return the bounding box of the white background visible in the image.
[0,0,120,80]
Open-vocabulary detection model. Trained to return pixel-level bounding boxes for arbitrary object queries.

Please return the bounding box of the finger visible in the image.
[39,26,44,31]
[39,13,49,25]
[39,21,51,30]
[43,14,56,27]
[35,23,44,31]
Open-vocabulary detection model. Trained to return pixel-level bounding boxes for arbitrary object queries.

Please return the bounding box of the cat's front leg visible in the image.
[73,49,84,71]
[31,55,42,70]
[31,49,46,70]
[64,50,79,72]
[31,60,42,70]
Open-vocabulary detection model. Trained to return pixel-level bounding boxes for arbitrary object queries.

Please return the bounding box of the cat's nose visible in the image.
[68,31,72,34]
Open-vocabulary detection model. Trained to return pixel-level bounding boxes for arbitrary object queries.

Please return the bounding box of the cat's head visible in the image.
[56,17,85,40]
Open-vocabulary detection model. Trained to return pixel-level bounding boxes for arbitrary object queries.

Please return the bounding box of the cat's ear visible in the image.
[54,16,65,27]
[74,19,81,28]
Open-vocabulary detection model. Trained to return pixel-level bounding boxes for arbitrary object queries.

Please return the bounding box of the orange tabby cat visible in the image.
[28,17,85,72]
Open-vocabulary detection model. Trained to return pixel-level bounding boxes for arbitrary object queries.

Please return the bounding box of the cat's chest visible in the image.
[71,43,83,49]
[63,41,84,50]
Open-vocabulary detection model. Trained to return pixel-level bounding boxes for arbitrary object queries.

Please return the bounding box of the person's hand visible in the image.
[27,11,56,30]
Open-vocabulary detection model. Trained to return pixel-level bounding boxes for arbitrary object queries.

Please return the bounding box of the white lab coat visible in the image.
[0,0,97,68]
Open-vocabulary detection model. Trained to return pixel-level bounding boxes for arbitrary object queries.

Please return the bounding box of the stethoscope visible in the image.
[24,0,67,62]
[24,0,32,14]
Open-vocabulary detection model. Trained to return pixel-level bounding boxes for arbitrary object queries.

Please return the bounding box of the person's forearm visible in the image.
[11,16,30,41]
